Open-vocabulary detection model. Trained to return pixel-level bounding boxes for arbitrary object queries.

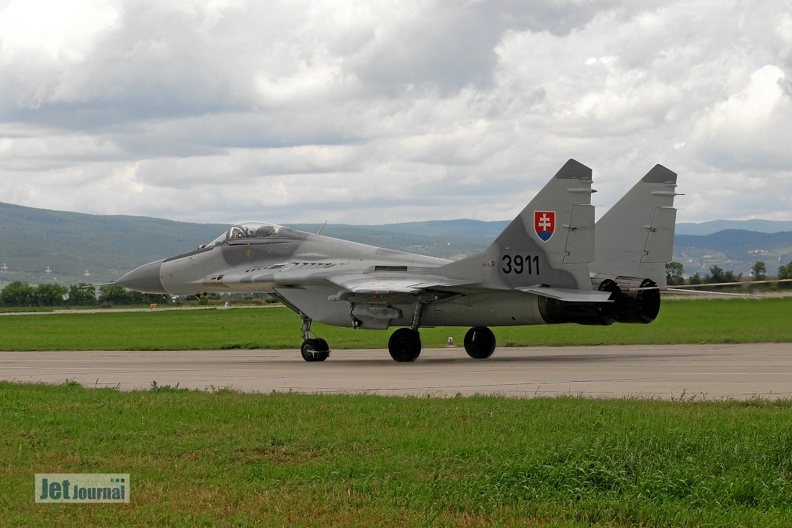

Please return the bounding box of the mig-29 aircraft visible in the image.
[116,159,680,362]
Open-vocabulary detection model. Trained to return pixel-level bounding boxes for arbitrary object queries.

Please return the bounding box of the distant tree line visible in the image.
[0,281,169,308]
[666,260,792,288]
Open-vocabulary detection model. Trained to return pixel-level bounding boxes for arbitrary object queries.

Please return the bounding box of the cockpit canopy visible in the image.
[205,222,284,248]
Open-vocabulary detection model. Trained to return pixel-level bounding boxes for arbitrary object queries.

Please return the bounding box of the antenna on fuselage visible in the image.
[316,221,328,235]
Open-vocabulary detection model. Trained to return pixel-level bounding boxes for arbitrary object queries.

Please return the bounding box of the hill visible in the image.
[0,202,223,285]
[1,202,791,285]
[676,219,792,236]
[673,230,792,276]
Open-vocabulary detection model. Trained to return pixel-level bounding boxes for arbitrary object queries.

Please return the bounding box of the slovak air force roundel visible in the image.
[534,211,555,242]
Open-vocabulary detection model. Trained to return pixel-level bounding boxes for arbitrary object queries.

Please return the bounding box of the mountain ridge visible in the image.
[675,219,792,236]
[1,202,791,285]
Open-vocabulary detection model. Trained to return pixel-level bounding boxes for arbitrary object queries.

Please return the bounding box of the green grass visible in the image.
[1,297,791,351]
[2,382,792,526]
[3,298,791,525]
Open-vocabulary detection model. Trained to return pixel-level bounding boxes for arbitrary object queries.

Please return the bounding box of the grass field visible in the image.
[3,297,791,526]
[2,382,792,527]
[1,297,791,351]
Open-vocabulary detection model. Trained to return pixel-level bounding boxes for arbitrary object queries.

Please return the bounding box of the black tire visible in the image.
[388,328,422,362]
[464,327,496,359]
[301,339,330,362]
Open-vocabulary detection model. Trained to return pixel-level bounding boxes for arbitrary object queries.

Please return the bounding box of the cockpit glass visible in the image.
[206,232,228,248]
[205,222,283,247]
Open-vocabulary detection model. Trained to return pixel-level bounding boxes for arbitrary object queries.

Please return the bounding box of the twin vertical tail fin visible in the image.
[439,160,680,327]
[591,165,680,287]
[580,164,681,326]
[440,159,606,300]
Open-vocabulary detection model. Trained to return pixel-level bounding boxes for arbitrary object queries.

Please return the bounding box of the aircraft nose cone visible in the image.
[115,260,166,294]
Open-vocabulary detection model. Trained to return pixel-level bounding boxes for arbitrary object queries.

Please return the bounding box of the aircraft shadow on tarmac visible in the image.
[286,350,695,366]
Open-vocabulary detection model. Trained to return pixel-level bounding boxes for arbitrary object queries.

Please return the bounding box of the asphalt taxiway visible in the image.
[2,343,791,399]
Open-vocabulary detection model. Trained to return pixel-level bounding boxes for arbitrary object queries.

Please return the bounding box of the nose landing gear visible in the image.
[300,315,329,362]
[301,337,330,362]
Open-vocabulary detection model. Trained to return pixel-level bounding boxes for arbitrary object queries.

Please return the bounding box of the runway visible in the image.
[2,343,791,399]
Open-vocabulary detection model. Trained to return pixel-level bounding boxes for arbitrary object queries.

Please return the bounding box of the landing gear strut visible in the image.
[300,315,329,362]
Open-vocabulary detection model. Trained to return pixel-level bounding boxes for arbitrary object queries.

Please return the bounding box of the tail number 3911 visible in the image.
[501,254,539,275]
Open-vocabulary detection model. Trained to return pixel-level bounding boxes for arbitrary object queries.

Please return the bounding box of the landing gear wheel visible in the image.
[388,328,422,362]
[464,327,496,359]
[301,338,330,362]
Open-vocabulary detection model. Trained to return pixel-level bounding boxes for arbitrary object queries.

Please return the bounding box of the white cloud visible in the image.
[691,65,791,168]
[0,0,119,63]
[1,0,791,225]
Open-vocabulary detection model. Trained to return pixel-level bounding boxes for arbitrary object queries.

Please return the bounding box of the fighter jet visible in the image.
[116,159,679,362]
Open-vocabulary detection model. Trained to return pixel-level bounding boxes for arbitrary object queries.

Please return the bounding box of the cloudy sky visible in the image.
[1,0,791,226]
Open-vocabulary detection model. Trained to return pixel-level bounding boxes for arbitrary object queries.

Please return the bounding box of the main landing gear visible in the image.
[386,302,426,362]
[463,327,496,359]
[295,309,497,363]
[388,328,422,362]
[386,325,497,362]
